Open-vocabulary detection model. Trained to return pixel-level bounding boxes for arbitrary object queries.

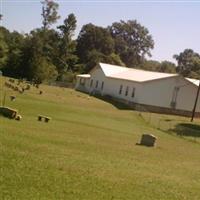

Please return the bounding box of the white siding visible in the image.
[177,81,200,112]
[76,66,200,113]
[89,67,106,94]
[140,76,200,112]
[75,77,90,92]
[103,78,141,103]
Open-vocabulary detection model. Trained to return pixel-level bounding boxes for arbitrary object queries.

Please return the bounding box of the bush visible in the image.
[57,71,76,83]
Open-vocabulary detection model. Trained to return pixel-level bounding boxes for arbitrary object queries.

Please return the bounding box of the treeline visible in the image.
[0,0,200,83]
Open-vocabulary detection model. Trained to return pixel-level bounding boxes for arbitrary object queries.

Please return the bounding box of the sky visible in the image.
[1,0,200,63]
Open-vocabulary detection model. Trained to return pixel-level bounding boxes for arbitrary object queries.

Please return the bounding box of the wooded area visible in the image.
[0,0,200,83]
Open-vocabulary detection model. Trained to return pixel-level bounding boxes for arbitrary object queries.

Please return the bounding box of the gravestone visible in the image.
[10,95,16,101]
[140,134,157,147]
[15,114,22,121]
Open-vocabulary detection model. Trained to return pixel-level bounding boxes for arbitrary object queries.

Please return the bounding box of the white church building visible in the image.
[75,63,200,116]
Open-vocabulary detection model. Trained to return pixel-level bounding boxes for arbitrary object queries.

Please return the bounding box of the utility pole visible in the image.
[191,81,200,122]
[0,14,3,22]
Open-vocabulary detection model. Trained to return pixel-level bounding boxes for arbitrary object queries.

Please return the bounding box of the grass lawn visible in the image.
[1,77,200,200]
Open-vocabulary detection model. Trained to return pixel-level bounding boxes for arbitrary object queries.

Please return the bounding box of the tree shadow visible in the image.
[170,123,200,137]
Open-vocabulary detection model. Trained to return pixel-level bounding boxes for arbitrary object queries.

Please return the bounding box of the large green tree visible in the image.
[3,31,25,77]
[18,29,58,82]
[19,0,61,82]
[109,20,154,67]
[77,23,124,72]
[0,27,8,69]
[40,0,61,63]
[0,4,61,82]
[41,0,60,30]
[57,13,78,75]
[174,49,200,77]
[29,56,58,83]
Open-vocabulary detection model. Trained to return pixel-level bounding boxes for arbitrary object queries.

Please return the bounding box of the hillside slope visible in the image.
[1,80,200,200]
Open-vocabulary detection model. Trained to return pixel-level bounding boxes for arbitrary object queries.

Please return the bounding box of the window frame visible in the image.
[125,86,129,96]
[119,85,123,94]
[90,79,93,87]
[132,87,135,98]
[80,78,85,86]
[95,80,99,89]
[101,81,104,90]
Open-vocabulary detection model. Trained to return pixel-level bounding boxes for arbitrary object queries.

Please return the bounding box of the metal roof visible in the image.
[99,63,128,76]
[77,63,200,86]
[77,74,91,78]
[99,63,178,82]
[186,78,200,87]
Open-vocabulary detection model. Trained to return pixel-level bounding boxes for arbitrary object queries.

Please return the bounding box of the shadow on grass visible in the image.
[170,123,200,137]
[164,119,173,122]
[94,94,132,110]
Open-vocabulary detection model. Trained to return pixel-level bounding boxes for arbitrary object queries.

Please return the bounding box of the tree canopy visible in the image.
[109,20,154,67]
[138,60,176,74]
[1,0,200,83]
[174,49,200,78]
[76,23,124,72]
[41,0,60,30]
[57,13,78,75]
[0,27,8,69]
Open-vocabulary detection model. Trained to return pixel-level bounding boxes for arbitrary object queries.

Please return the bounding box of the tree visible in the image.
[173,49,200,77]
[109,20,154,67]
[18,29,59,82]
[0,27,8,69]
[57,13,78,74]
[41,0,60,30]
[138,59,176,74]
[139,60,161,71]
[159,61,176,73]
[57,13,76,38]
[30,56,58,83]
[77,23,123,72]
[3,31,25,77]
[1,0,61,80]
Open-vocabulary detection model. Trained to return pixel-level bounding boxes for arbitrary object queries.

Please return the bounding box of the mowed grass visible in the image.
[1,78,200,199]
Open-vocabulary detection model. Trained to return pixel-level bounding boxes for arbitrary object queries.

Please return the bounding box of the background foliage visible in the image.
[0,0,200,83]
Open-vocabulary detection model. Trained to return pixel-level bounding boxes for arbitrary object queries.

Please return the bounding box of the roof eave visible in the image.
[107,74,179,83]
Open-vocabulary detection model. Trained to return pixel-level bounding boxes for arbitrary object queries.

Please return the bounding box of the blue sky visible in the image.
[1,0,200,63]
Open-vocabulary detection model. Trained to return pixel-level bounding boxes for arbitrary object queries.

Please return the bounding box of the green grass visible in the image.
[1,77,200,199]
